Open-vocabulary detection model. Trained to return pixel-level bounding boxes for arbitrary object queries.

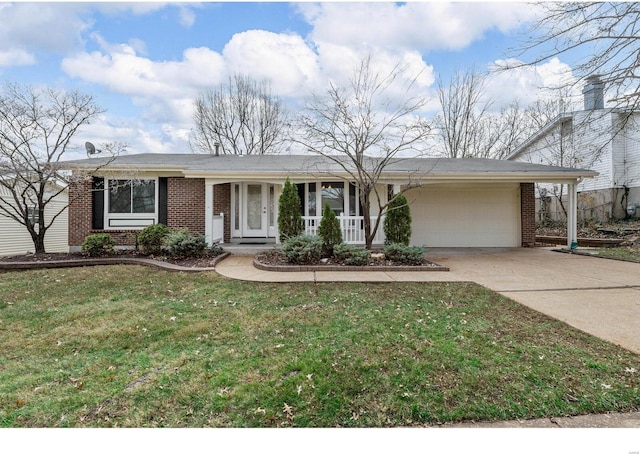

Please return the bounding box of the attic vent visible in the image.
[582,75,604,110]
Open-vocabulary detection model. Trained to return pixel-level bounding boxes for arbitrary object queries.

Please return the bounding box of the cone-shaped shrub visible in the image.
[278,177,304,241]
[318,202,343,256]
[383,194,412,245]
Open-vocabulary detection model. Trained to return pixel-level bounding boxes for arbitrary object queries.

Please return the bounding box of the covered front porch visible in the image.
[204,180,388,246]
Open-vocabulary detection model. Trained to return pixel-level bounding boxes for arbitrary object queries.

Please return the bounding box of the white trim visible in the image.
[205,180,214,244]
[108,218,155,228]
[103,177,158,230]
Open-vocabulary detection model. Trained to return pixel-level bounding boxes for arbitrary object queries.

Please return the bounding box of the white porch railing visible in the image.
[303,215,386,245]
[212,213,225,244]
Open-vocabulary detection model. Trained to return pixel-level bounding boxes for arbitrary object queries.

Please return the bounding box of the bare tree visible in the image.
[191,74,289,155]
[489,100,534,159]
[506,2,640,111]
[292,56,432,249]
[433,68,531,159]
[0,83,120,254]
[434,68,491,158]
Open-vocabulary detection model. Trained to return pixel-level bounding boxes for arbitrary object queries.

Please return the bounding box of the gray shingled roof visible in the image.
[62,153,597,180]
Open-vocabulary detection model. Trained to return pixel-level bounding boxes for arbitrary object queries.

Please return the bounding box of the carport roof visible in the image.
[62,153,597,183]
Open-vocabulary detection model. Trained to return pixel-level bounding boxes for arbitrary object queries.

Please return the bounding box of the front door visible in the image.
[243,183,268,237]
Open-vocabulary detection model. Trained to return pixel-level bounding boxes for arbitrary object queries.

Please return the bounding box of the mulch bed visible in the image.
[0,250,225,269]
[253,249,449,272]
[536,219,640,240]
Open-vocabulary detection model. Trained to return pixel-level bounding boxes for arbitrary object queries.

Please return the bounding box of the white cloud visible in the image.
[67,114,190,161]
[178,5,197,28]
[61,37,226,101]
[0,49,36,67]
[222,30,322,98]
[61,33,229,155]
[0,3,90,58]
[0,3,197,67]
[485,58,581,109]
[296,2,537,53]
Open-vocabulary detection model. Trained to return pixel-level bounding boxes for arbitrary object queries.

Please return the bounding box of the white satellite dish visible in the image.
[85,142,102,158]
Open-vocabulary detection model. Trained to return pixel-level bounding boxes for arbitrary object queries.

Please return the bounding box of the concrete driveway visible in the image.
[215,248,640,354]
[429,248,640,355]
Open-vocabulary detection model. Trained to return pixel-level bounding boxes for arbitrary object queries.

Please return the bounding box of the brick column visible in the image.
[520,182,536,247]
[67,177,93,249]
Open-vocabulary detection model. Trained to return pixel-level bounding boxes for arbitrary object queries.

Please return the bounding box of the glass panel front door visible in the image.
[243,183,268,237]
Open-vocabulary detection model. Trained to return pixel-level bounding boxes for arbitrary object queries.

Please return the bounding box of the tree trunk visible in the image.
[28,224,47,254]
[362,191,373,250]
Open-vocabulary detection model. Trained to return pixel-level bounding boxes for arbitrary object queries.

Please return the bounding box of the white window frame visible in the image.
[300,181,358,217]
[104,178,159,229]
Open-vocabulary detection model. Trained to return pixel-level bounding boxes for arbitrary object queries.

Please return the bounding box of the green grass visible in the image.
[593,246,640,263]
[1,265,640,427]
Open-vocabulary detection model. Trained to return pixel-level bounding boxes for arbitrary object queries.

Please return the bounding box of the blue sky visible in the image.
[0,2,578,159]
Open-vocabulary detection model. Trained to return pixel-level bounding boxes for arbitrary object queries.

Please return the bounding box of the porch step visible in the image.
[221,243,278,256]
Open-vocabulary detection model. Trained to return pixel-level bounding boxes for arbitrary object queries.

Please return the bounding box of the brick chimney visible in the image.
[583,75,604,110]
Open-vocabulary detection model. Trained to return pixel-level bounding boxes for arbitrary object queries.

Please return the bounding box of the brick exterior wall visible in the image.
[520,182,536,247]
[167,177,205,234]
[213,183,231,243]
[68,177,93,248]
[68,176,206,249]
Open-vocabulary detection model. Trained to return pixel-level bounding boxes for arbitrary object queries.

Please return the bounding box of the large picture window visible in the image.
[108,180,156,214]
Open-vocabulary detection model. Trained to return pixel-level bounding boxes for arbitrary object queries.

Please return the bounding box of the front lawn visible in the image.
[1,266,639,427]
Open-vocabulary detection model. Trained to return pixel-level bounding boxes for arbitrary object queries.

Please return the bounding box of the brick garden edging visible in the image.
[0,252,230,272]
[252,258,449,272]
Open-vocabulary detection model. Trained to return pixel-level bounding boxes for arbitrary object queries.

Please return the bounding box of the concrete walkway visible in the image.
[215,247,640,354]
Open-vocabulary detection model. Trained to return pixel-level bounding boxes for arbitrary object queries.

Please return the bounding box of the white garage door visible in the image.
[406,184,521,247]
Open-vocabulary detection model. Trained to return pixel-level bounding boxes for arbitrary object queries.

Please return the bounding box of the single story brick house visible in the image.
[63,154,596,251]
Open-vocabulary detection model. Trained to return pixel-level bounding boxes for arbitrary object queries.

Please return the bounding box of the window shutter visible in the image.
[92,177,104,229]
[158,177,168,225]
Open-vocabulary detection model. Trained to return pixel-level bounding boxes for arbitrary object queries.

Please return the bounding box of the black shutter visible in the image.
[92,177,104,229]
[296,183,306,215]
[158,177,168,225]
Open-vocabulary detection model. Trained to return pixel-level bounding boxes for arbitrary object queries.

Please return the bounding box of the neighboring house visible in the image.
[0,177,69,256]
[508,76,640,221]
[63,154,595,250]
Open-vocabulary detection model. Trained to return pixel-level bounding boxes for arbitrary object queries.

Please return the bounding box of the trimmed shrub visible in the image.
[81,233,115,257]
[278,177,304,241]
[383,243,424,265]
[165,229,207,257]
[318,202,343,256]
[333,243,370,266]
[210,243,224,257]
[137,223,170,255]
[384,194,412,246]
[281,235,322,264]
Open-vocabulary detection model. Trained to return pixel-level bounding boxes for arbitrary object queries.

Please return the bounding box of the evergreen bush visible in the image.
[281,235,322,264]
[137,223,170,255]
[318,202,343,256]
[81,233,115,256]
[383,194,412,246]
[383,243,424,265]
[278,177,304,241]
[333,243,370,266]
[165,229,207,257]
